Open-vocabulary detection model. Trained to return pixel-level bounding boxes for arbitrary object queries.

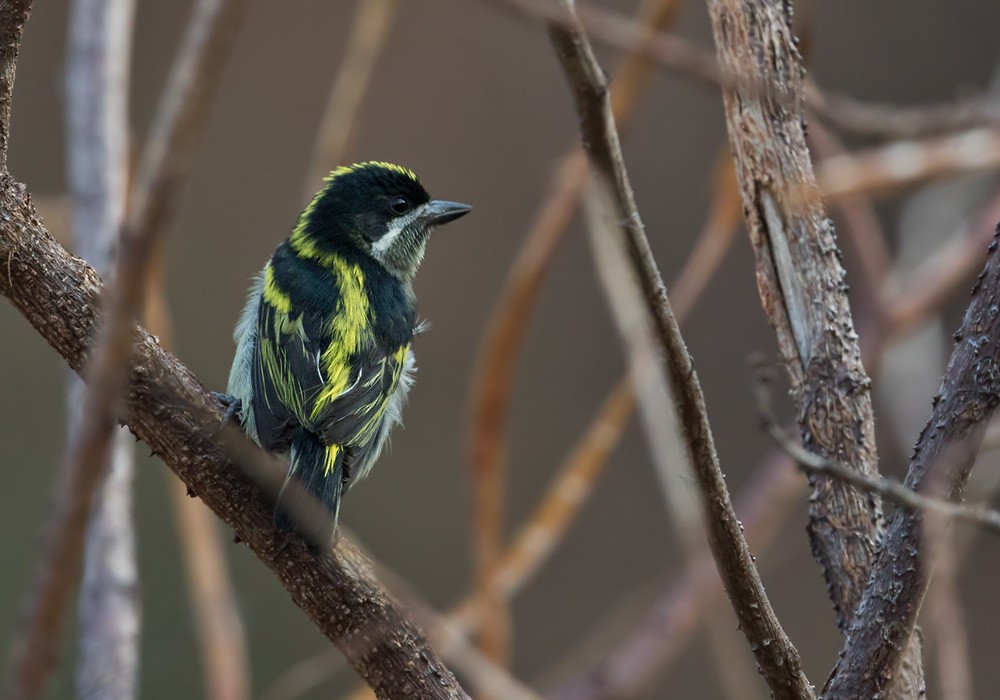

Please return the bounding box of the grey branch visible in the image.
[823,227,1000,696]
[66,0,139,698]
[546,2,813,697]
[755,367,1000,538]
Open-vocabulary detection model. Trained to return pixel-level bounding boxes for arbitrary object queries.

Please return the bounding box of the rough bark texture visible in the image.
[824,227,1000,697]
[706,0,881,622]
[548,5,813,698]
[0,175,469,700]
[704,1,924,694]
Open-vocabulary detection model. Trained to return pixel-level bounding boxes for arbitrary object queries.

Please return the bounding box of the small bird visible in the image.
[222,161,470,534]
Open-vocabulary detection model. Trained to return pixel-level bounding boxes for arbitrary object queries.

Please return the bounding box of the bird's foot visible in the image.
[211,392,242,436]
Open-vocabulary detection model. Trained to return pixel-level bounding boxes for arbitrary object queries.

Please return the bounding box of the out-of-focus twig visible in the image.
[468,0,687,672]
[300,0,397,199]
[886,185,1000,335]
[810,81,1000,140]
[136,2,252,696]
[755,363,1000,537]
[668,153,742,320]
[815,128,1000,201]
[65,1,139,699]
[926,529,974,700]
[5,2,247,698]
[548,2,812,696]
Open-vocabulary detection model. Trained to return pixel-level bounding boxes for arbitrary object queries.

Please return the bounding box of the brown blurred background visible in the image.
[3,1,1000,698]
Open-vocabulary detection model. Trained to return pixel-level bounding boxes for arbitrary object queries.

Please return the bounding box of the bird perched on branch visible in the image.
[220,161,470,535]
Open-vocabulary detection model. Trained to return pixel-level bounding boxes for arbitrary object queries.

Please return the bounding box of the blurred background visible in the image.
[3,0,1000,698]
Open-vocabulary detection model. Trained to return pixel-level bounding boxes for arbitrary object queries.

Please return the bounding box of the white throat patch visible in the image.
[371,204,427,260]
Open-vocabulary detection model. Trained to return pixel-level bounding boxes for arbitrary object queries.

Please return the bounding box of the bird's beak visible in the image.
[422,199,472,226]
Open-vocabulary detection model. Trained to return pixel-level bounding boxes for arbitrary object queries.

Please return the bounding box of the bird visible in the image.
[221,161,470,536]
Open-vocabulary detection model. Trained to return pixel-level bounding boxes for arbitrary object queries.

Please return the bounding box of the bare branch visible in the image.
[755,365,1000,537]
[547,2,812,696]
[0,0,30,169]
[824,226,1000,697]
[811,84,1000,140]
[703,0,907,673]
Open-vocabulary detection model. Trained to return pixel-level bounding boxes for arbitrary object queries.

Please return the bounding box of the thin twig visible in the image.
[824,225,1000,697]
[300,0,397,200]
[755,365,1000,537]
[468,0,687,671]
[811,82,1000,140]
[65,0,139,698]
[548,3,812,696]
[497,0,1000,150]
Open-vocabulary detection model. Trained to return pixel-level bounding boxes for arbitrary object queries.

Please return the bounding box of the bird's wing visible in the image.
[250,293,326,448]
[310,342,411,451]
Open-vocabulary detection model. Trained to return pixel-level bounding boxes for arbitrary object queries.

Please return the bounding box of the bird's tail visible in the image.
[275,429,344,540]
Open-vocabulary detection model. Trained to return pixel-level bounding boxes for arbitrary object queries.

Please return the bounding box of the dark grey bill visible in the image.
[422,199,472,226]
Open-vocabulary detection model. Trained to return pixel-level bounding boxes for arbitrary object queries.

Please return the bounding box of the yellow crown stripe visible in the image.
[323,161,418,184]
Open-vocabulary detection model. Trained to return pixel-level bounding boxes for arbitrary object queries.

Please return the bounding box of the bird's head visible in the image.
[293,161,471,281]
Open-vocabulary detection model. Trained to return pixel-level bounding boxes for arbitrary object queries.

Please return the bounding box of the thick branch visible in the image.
[701,0,912,675]
[548,3,812,697]
[0,177,470,700]
[824,227,1000,697]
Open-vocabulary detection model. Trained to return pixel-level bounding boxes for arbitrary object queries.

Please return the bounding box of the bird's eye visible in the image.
[388,197,410,216]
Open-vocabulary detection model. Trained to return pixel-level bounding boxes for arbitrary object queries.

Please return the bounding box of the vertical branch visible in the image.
[547,3,812,697]
[700,1,930,692]
[66,1,139,699]
[0,0,29,170]
[300,0,397,199]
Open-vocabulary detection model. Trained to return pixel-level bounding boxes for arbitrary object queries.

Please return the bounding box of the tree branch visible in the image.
[755,365,1000,538]
[547,2,812,697]
[698,4,928,691]
[823,225,1000,696]
[0,175,471,699]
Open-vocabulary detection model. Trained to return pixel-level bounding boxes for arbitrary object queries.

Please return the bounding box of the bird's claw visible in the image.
[211,392,242,437]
